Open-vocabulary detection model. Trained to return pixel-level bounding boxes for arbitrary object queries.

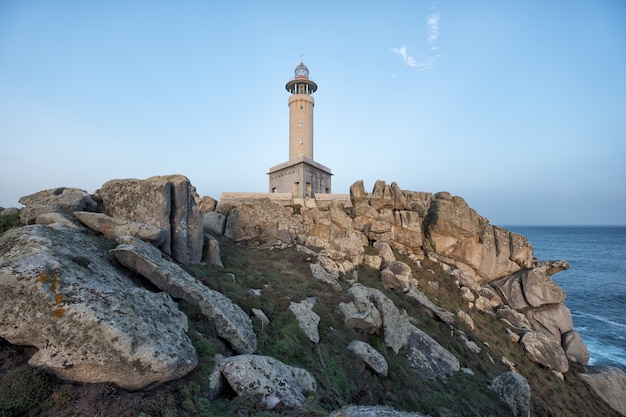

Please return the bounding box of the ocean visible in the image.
[505,226,626,371]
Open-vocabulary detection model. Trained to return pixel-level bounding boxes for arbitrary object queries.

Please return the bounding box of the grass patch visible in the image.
[0,365,51,417]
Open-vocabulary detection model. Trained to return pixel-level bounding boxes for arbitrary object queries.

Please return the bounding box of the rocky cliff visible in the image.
[0,175,624,417]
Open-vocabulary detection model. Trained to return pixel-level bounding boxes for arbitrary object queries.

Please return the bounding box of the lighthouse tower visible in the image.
[268,62,332,198]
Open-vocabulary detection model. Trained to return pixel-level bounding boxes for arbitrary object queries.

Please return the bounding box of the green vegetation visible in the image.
[0,210,19,235]
[0,365,51,417]
[0,234,620,416]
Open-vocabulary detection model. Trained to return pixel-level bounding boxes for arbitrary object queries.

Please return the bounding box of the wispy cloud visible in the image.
[391,8,442,71]
[427,13,440,44]
[390,46,417,68]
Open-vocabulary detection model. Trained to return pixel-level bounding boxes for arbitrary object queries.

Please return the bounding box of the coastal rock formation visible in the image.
[344,284,460,379]
[520,331,569,373]
[111,236,256,354]
[426,192,534,282]
[580,365,626,416]
[1,176,608,416]
[0,225,197,390]
[221,180,534,286]
[96,175,203,265]
[219,355,317,409]
[491,261,589,367]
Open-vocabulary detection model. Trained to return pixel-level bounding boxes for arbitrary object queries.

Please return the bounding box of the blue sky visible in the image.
[1,1,625,225]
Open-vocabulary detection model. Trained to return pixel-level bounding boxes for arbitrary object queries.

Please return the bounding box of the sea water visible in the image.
[505,226,626,371]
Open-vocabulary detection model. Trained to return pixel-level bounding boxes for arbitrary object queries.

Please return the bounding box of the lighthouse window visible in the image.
[299,123,303,127]
[300,105,303,110]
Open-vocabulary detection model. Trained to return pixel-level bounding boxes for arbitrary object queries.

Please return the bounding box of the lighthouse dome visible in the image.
[294,62,309,79]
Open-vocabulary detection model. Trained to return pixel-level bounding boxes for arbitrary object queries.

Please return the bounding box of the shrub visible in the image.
[0,365,51,417]
[0,211,19,235]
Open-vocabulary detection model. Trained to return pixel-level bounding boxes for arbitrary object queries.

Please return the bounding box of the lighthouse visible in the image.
[268,61,332,198]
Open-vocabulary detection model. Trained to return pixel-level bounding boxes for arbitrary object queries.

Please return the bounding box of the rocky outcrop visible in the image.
[289,300,320,344]
[347,340,388,377]
[96,175,203,265]
[203,211,226,235]
[343,284,459,379]
[18,187,97,225]
[0,224,197,390]
[310,262,342,291]
[406,286,455,324]
[219,198,304,244]
[2,176,602,414]
[491,262,567,310]
[491,260,589,368]
[339,299,382,334]
[111,236,256,354]
[73,211,166,245]
[489,372,531,417]
[426,192,534,282]
[217,180,533,289]
[381,260,413,292]
[402,329,461,379]
[220,355,317,409]
[520,331,569,373]
[580,366,626,416]
[562,330,590,364]
[202,233,224,267]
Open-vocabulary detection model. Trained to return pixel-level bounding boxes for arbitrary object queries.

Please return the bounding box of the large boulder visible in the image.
[220,355,317,409]
[202,234,224,267]
[220,198,304,245]
[203,211,226,235]
[310,262,342,291]
[338,300,382,334]
[19,187,97,225]
[489,371,531,417]
[347,284,413,353]
[391,210,424,250]
[369,180,395,211]
[96,175,203,265]
[111,236,256,354]
[401,329,461,379]
[580,366,626,416]
[73,211,166,245]
[561,330,589,365]
[525,303,573,340]
[381,260,413,292]
[520,331,569,373]
[426,192,534,282]
[406,286,455,324]
[491,263,566,310]
[347,340,388,377]
[0,225,197,390]
[289,300,320,344]
[345,284,459,379]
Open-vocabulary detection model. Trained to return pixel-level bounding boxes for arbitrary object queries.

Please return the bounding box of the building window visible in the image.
[299,123,303,127]
[300,105,303,110]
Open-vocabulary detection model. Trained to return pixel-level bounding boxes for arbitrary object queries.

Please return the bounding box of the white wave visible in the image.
[585,338,626,370]
[573,311,626,329]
